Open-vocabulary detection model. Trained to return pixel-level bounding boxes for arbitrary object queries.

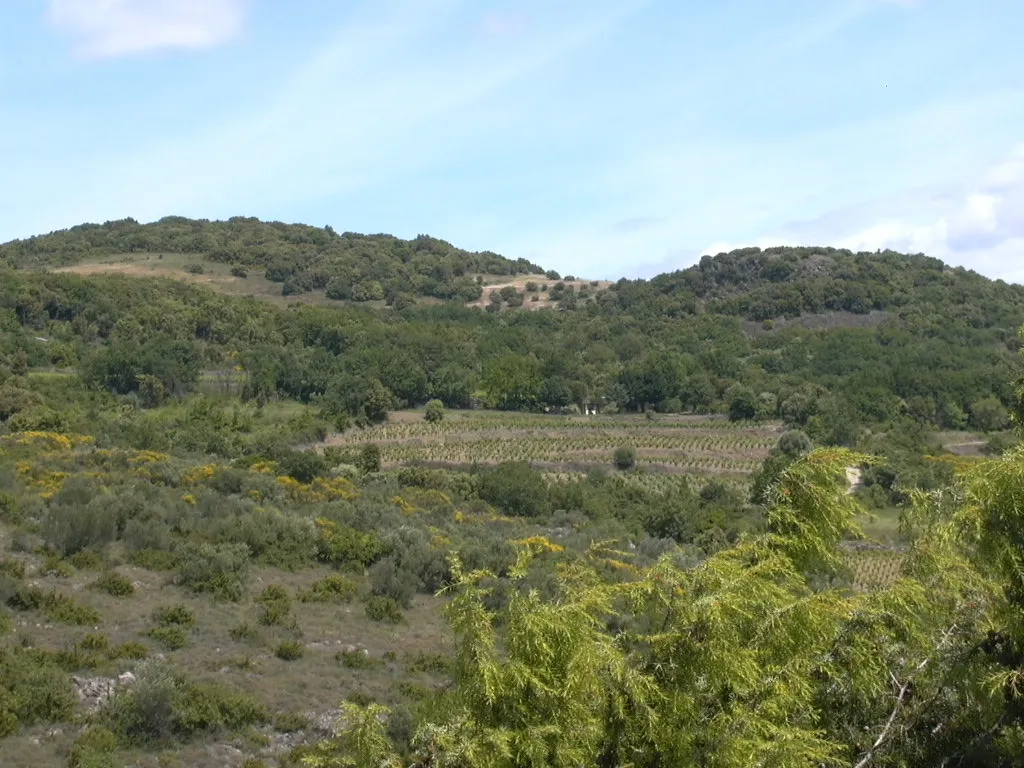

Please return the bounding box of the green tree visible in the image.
[424,399,445,423]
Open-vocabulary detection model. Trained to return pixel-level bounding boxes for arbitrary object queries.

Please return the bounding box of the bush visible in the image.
[613,445,637,471]
[357,443,382,474]
[151,604,196,627]
[92,570,135,597]
[257,585,293,627]
[364,596,403,624]
[0,558,26,579]
[230,265,248,278]
[424,399,445,423]
[0,646,76,738]
[184,263,204,274]
[103,662,268,745]
[146,625,190,651]
[368,558,417,608]
[279,450,327,483]
[298,573,357,603]
[68,726,120,768]
[476,462,549,517]
[274,640,305,661]
[176,542,250,601]
[43,477,118,556]
[273,711,309,732]
[229,622,261,645]
[6,586,101,625]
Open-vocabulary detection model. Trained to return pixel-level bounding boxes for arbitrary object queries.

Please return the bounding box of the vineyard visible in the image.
[321,411,782,486]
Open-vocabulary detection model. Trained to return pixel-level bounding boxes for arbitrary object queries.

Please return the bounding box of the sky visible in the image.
[1,0,1022,282]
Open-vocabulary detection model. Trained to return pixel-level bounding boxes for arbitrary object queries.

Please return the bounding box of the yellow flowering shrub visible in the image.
[514,535,565,554]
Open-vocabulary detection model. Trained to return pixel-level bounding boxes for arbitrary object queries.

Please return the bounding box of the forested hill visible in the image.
[608,246,1024,326]
[0,216,545,303]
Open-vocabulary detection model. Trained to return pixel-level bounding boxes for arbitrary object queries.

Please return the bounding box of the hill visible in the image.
[3,223,1024,765]
[0,216,546,305]
[607,245,1024,329]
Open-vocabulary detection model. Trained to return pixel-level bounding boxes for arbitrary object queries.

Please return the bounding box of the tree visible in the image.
[726,384,756,421]
[424,399,445,423]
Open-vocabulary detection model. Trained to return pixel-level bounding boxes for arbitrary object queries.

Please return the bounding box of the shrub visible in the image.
[424,399,445,423]
[43,478,119,556]
[0,558,26,579]
[368,558,417,608]
[146,625,190,651]
[256,585,293,627]
[176,542,250,601]
[103,662,268,745]
[274,640,305,661]
[273,711,309,732]
[613,445,637,471]
[68,726,120,768]
[298,573,357,603]
[279,450,327,483]
[70,549,107,570]
[151,604,196,627]
[184,263,204,274]
[229,621,261,644]
[357,443,382,474]
[476,462,549,517]
[230,265,248,278]
[0,646,76,738]
[364,596,403,624]
[337,648,377,669]
[6,586,101,625]
[92,570,135,597]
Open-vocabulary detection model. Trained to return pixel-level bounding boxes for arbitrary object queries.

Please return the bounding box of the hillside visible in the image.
[0,216,546,304]
[607,245,1024,328]
[3,223,1024,765]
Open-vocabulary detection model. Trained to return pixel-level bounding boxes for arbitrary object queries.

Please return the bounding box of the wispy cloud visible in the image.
[47,0,247,59]
[691,144,1024,283]
[478,11,532,37]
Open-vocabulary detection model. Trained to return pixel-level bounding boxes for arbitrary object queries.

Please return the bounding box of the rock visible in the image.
[118,671,137,686]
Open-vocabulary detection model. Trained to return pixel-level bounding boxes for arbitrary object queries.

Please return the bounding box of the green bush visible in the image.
[6,586,101,625]
[613,445,637,471]
[357,443,382,474]
[146,625,190,651]
[273,711,309,732]
[337,648,378,669]
[0,646,76,738]
[230,265,248,278]
[274,640,305,661]
[298,573,358,603]
[257,584,293,627]
[176,542,250,601]
[42,477,118,556]
[424,399,445,423]
[68,726,120,768]
[103,662,268,745]
[92,570,135,597]
[364,596,403,624]
[476,462,549,517]
[0,558,26,579]
[151,604,196,627]
[229,621,261,644]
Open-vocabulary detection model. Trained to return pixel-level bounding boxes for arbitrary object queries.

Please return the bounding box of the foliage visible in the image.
[613,445,636,471]
[424,399,445,423]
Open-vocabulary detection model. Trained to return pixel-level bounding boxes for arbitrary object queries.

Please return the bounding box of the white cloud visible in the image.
[682,144,1024,284]
[47,0,247,59]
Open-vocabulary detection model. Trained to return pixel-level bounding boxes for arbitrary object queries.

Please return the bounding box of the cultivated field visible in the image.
[321,410,782,490]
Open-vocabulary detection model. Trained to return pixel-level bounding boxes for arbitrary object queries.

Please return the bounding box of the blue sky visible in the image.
[1,1,1022,281]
